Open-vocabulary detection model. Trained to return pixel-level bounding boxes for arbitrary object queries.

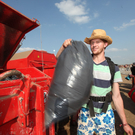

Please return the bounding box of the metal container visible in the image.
[0,1,56,134]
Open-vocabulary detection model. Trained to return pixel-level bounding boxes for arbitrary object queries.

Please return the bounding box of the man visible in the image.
[131,63,135,87]
[56,29,133,135]
[131,63,135,75]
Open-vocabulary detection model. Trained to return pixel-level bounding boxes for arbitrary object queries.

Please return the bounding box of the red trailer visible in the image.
[0,1,56,134]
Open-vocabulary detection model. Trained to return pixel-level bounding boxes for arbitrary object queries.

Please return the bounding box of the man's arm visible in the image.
[56,39,72,59]
[112,82,133,135]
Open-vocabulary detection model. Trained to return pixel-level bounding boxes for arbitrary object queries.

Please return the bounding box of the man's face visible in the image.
[90,39,108,55]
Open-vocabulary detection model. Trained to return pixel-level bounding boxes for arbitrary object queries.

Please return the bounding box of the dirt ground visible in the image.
[61,74,135,135]
[114,74,135,135]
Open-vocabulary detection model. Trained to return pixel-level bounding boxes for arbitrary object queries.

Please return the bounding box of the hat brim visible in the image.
[84,35,112,45]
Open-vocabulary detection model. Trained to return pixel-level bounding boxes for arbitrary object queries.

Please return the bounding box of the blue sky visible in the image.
[3,0,135,65]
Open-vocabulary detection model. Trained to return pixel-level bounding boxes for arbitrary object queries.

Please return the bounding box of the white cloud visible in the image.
[55,0,90,24]
[18,47,46,53]
[105,1,110,6]
[88,26,93,29]
[93,12,99,18]
[106,48,127,52]
[18,47,35,52]
[123,48,128,51]
[114,19,135,31]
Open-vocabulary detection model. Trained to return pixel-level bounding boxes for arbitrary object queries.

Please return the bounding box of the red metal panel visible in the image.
[0,94,18,125]
[0,1,56,134]
[7,50,57,77]
[0,68,55,134]
[7,58,28,69]
[0,1,39,69]
[0,75,47,134]
[17,67,45,78]
[0,79,21,95]
[28,50,57,77]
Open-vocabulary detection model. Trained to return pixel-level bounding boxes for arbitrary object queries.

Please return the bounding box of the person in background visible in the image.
[130,63,135,87]
[56,29,133,135]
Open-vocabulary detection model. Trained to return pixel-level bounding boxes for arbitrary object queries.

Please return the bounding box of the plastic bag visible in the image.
[45,40,93,128]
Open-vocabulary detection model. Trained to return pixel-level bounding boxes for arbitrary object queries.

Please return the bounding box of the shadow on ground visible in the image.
[114,82,135,135]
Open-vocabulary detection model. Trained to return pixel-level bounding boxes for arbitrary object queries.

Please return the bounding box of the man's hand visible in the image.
[62,39,72,48]
[123,124,133,135]
[56,39,72,59]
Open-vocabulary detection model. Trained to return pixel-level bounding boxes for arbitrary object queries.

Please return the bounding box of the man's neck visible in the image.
[93,53,106,64]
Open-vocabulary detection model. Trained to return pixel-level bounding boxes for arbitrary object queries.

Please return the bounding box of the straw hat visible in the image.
[84,29,113,45]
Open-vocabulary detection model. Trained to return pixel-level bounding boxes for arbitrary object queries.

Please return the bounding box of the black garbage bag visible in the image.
[45,40,93,128]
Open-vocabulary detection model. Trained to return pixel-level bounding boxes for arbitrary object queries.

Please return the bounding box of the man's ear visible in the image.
[104,42,108,49]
